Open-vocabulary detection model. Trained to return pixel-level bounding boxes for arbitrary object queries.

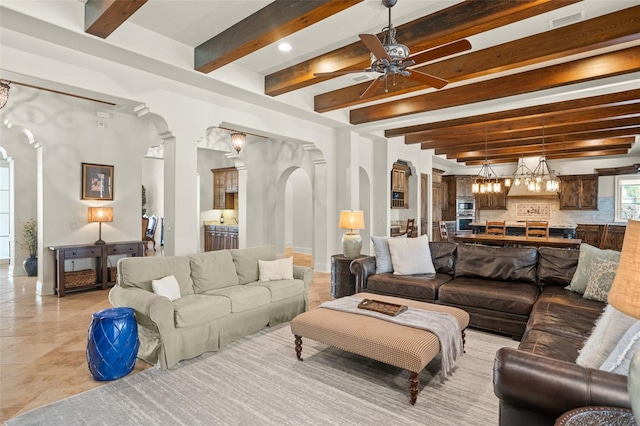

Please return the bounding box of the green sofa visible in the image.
[109,245,313,369]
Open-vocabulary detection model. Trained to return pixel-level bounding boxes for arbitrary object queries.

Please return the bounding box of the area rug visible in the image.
[6,324,517,426]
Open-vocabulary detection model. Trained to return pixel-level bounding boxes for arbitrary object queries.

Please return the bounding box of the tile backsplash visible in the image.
[478,197,615,224]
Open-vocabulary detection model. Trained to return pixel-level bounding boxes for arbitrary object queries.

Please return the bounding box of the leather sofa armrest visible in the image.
[350,256,376,293]
[493,347,630,420]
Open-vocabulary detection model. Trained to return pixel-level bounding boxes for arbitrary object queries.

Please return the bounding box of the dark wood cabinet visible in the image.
[204,225,239,251]
[476,179,507,210]
[442,175,476,219]
[212,167,239,209]
[559,174,598,210]
[433,169,445,222]
[49,241,144,297]
[575,224,625,251]
[391,163,410,209]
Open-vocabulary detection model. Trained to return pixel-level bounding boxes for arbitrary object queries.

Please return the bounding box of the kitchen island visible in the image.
[470,221,577,239]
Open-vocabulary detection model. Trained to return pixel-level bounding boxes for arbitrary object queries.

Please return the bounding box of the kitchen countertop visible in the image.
[470,221,577,229]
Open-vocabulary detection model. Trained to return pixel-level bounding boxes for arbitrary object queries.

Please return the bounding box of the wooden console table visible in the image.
[49,241,144,297]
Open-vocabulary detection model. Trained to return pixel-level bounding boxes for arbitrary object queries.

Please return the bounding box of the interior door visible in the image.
[421,173,428,236]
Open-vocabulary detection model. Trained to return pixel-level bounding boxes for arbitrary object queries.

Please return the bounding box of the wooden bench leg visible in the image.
[294,335,303,361]
[409,371,419,405]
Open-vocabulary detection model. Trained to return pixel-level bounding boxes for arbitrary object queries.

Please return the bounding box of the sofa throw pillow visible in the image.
[151,274,181,301]
[566,243,621,295]
[576,305,637,368]
[600,321,640,376]
[582,256,619,303]
[371,235,407,274]
[387,235,436,276]
[258,257,294,282]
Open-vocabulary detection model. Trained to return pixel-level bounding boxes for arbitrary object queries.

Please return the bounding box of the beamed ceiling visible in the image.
[50,1,640,164]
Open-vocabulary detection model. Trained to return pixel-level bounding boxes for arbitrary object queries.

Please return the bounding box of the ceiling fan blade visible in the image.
[360,76,385,99]
[359,34,391,62]
[407,69,448,89]
[313,70,367,77]
[407,39,472,66]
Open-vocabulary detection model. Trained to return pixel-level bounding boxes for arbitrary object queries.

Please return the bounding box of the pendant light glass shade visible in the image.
[528,125,559,193]
[472,126,502,194]
[0,80,10,109]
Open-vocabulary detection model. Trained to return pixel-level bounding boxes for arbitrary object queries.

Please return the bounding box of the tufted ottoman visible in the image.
[290,292,469,405]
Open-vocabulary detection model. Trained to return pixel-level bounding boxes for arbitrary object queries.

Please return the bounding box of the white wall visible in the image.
[289,168,312,254]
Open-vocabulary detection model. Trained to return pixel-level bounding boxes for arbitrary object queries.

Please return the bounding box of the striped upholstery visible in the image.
[290,292,469,374]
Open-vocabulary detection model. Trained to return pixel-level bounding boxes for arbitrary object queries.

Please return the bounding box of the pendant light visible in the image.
[472,126,502,194]
[528,124,560,192]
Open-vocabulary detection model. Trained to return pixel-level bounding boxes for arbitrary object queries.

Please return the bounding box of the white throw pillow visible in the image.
[387,235,436,276]
[258,257,294,281]
[151,275,182,301]
[600,321,640,375]
[576,305,637,368]
[371,235,406,274]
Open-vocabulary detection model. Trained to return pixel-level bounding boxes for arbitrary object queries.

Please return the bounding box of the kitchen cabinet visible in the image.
[204,225,239,251]
[559,174,598,210]
[432,169,444,223]
[442,175,475,220]
[391,162,410,209]
[575,224,625,251]
[212,167,239,209]
[455,176,475,199]
[476,179,507,210]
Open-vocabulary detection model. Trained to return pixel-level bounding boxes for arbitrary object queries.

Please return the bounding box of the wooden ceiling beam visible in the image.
[386,89,640,137]
[403,104,640,141]
[545,149,630,160]
[410,116,640,145]
[85,0,147,39]
[439,137,636,158]
[195,0,362,74]
[449,142,633,162]
[317,5,640,113]
[421,127,640,151]
[265,0,579,96]
[351,45,640,124]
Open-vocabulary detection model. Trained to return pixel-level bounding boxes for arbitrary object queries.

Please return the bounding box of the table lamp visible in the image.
[338,210,365,258]
[607,219,640,422]
[88,207,113,245]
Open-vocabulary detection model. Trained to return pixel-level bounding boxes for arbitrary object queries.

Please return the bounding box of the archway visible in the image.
[284,167,313,261]
[359,166,372,255]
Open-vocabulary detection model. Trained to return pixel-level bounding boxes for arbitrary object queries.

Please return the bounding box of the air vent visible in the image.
[352,75,372,82]
[549,11,584,29]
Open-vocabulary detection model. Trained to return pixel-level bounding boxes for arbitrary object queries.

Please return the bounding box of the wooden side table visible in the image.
[555,406,636,426]
[330,254,365,298]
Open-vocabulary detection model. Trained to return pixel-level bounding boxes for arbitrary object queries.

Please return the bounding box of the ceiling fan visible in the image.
[314,0,471,99]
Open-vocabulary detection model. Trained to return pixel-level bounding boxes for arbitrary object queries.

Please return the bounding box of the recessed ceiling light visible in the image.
[278,42,292,52]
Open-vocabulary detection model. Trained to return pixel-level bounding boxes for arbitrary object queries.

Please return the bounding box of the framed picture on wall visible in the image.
[82,163,114,200]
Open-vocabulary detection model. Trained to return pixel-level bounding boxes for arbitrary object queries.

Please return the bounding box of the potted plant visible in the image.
[20,218,37,277]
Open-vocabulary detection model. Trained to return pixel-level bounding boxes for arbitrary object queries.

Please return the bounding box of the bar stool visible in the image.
[86,307,139,381]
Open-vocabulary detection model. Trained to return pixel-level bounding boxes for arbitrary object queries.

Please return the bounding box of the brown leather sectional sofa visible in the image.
[350,242,631,426]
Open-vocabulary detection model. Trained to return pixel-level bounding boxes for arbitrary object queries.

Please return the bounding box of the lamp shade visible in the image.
[88,207,113,223]
[338,210,365,230]
[608,219,640,319]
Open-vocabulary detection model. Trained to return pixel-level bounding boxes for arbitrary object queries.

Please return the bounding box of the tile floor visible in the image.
[0,250,331,422]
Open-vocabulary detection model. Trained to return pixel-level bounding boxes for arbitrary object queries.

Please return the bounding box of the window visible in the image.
[615,174,640,222]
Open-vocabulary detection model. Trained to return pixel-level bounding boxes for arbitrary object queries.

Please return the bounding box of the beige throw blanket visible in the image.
[319,296,463,381]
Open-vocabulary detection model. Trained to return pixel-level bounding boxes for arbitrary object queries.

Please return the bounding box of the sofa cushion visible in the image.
[527,301,603,340]
[438,278,539,316]
[429,242,457,275]
[118,256,194,296]
[231,245,276,285]
[537,247,580,286]
[366,272,452,302]
[518,329,585,362]
[576,305,637,369]
[566,243,621,295]
[258,257,294,281]
[189,250,238,293]
[387,235,435,275]
[582,256,618,303]
[247,279,305,302]
[454,244,538,284]
[204,285,271,313]
[536,287,605,312]
[172,294,231,327]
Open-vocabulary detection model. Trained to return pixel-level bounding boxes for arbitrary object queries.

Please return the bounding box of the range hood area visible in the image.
[507,184,559,198]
